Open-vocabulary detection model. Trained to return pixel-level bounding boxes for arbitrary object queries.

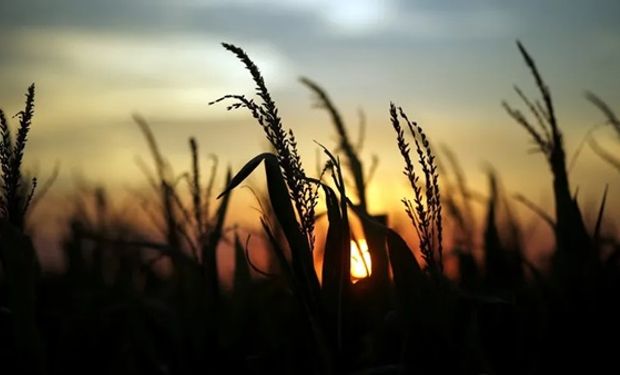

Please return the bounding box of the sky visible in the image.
[1,0,619,255]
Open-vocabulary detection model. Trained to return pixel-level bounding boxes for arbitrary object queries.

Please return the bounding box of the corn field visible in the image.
[1,41,619,375]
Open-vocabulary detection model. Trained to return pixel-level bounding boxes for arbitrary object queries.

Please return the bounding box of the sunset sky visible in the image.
[1,0,619,246]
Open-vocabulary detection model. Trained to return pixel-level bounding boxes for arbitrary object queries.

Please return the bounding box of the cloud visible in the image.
[0,0,509,41]
[198,0,396,35]
[392,7,515,39]
[0,29,296,126]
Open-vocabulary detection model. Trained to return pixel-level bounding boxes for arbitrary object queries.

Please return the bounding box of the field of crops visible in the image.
[1,41,619,374]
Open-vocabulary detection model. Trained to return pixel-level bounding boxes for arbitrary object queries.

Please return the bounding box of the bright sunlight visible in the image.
[350,239,372,281]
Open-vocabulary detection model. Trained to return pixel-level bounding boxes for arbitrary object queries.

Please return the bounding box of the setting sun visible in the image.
[350,239,372,280]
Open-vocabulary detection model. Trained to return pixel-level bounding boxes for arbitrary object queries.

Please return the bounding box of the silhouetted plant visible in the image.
[503,41,590,284]
[389,103,443,275]
[210,44,319,251]
[1,84,37,230]
[0,84,45,375]
[300,77,390,321]
[1,40,619,375]
[210,42,329,372]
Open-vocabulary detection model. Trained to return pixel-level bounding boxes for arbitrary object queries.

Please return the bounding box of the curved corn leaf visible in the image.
[203,168,232,302]
[315,179,351,351]
[320,180,345,295]
[233,233,252,296]
[219,153,320,309]
[386,229,427,316]
[217,153,269,199]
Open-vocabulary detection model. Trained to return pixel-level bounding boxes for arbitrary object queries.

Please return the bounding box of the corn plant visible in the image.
[0,84,45,374]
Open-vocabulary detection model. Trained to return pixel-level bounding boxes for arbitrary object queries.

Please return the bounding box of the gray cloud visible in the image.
[3,0,617,72]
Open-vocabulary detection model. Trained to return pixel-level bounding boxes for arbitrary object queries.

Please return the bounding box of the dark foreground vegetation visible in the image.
[1,42,619,374]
